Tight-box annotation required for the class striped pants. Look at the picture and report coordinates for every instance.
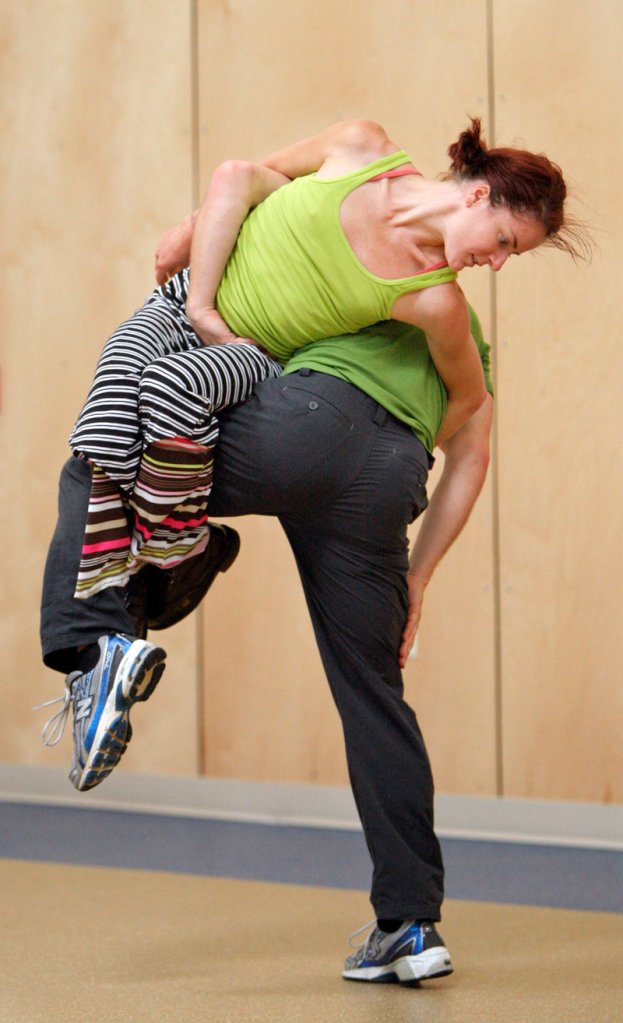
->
[70,288,281,598]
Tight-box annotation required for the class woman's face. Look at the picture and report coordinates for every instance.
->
[444,183,547,273]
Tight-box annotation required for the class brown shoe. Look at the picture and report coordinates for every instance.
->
[126,524,240,634]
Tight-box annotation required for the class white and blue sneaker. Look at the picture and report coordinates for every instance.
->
[37,633,166,791]
[342,920,453,984]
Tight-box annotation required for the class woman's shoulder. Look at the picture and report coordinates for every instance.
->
[317,123,411,182]
[331,119,396,154]
[319,120,403,173]
[394,278,469,335]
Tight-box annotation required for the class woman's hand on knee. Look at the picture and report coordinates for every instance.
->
[399,574,425,668]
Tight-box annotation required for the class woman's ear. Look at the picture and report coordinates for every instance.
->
[465,182,491,207]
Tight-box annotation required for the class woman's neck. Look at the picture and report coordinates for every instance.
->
[389,177,463,248]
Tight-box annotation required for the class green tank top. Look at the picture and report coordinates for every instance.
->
[216,151,457,364]
[283,308,493,454]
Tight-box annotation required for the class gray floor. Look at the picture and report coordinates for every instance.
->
[2,801,621,912]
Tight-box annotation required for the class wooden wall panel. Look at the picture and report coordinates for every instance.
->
[0,1,200,775]
[493,1,623,800]
[197,0,498,792]
[5,0,619,808]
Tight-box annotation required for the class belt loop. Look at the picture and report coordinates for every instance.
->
[373,405,388,426]
[298,367,312,377]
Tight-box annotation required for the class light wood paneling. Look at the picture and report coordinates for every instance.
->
[202,517,346,784]
[493,1,623,801]
[197,0,498,792]
[0,1,200,775]
[4,0,620,807]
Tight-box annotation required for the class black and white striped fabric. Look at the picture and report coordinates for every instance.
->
[69,272,282,598]
[70,277,281,492]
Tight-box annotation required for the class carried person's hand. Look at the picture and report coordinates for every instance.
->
[154,217,193,285]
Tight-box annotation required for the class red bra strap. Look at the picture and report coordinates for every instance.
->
[413,259,450,276]
[368,166,421,182]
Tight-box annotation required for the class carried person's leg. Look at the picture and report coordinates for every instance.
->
[124,342,280,629]
[39,296,195,785]
[41,458,135,669]
[39,456,166,791]
[69,296,200,488]
[74,313,280,598]
[130,342,281,564]
[69,295,206,598]
[40,335,278,787]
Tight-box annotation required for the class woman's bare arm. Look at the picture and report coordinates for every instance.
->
[399,394,493,666]
[157,120,399,341]
[185,121,399,344]
[186,160,290,345]
[392,284,488,444]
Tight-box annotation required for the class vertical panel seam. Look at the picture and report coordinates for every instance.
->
[190,0,200,211]
[487,0,504,798]
[190,0,205,777]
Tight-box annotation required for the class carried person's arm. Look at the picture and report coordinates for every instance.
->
[399,394,493,667]
[392,284,488,446]
[155,212,197,286]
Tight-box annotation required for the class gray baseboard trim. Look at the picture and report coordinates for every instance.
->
[1,764,621,850]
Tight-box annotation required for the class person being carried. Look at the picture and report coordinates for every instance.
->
[69,117,576,599]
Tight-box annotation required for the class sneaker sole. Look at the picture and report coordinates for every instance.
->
[75,641,167,791]
[342,946,453,984]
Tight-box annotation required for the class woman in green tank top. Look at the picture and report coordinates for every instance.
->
[174,116,582,446]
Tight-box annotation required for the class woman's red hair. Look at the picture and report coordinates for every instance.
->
[448,118,588,259]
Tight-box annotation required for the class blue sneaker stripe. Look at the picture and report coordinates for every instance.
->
[68,634,166,791]
[84,637,131,750]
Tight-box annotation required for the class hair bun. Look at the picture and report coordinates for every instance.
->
[444,117,589,260]
[448,117,489,175]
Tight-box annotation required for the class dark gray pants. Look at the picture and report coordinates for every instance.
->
[41,370,444,920]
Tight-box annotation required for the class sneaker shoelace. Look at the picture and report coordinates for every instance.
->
[33,674,79,747]
[347,919,378,949]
